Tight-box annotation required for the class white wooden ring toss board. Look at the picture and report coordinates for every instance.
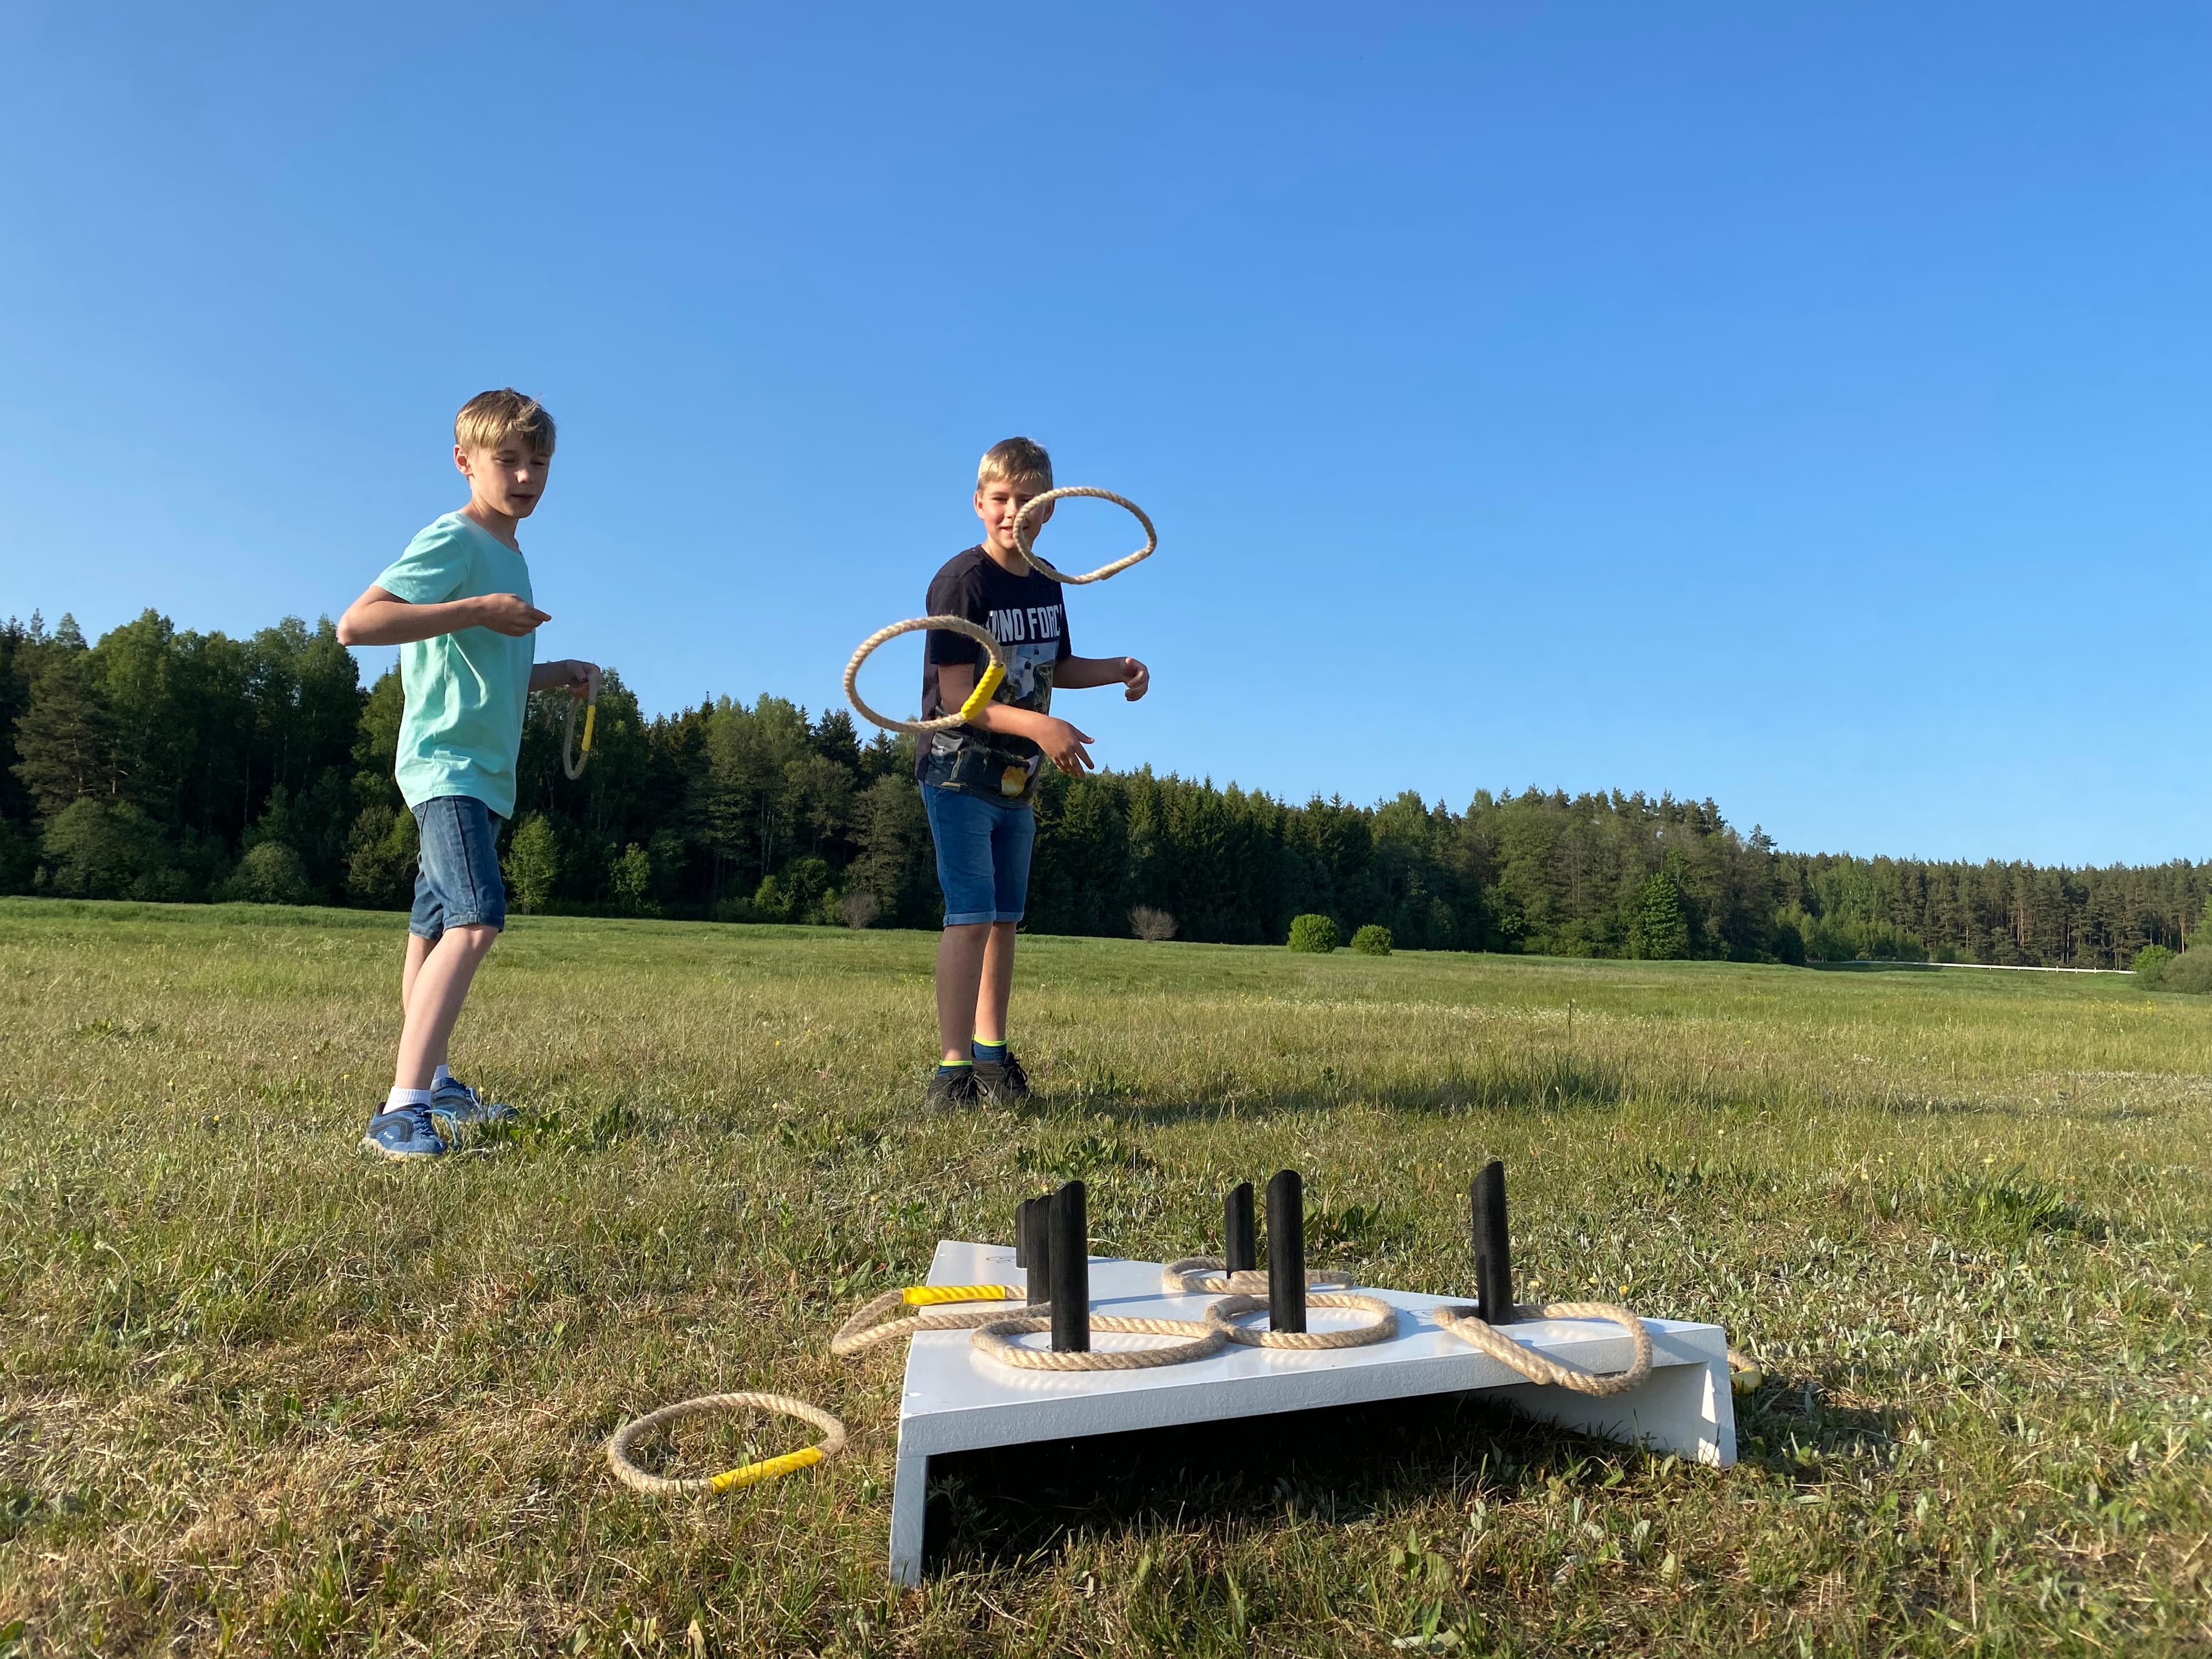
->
[886,1239,1737,1584]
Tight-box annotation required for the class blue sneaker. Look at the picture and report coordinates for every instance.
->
[362,1105,447,1161]
[429,1074,516,1131]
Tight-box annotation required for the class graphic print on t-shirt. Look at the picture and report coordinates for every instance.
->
[915,547,1073,804]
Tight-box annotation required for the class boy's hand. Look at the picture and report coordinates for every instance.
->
[558,660,602,699]
[476,593,551,637]
[1040,717,1096,776]
[1119,657,1150,702]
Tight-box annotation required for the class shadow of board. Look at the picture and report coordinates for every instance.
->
[1041,1062,1635,1131]
[923,1391,1655,1577]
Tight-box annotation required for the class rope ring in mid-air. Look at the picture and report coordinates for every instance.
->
[1203,1292,1400,1350]
[1431,1301,1655,1397]
[970,1312,1225,1372]
[1012,487,1157,585]
[606,1391,848,1497]
[842,615,1013,736]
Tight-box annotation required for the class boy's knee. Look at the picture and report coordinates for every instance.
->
[445,923,501,954]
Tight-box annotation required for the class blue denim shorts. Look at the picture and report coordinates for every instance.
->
[921,784,1035,926]
[410,795,507,938]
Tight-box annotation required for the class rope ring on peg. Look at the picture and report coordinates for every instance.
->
[842,615,1012,737]
[606,1391,847,1497]
[1012,487,1157,585]
[1203,1292,1400,1350]
[1159,1257,1354,1296]
[970,1312,1225,1372]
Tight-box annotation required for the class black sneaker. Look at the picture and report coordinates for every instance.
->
[925,1066,982,1111]
[974,1052,1031,1106]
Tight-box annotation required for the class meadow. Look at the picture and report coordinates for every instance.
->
[1,899,2207,1657]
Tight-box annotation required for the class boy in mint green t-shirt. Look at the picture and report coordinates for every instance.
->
[336,388,600,1161]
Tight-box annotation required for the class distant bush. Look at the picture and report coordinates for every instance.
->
[1628,870,1690,960]
[1287,914,1339,954]
[1781,903,1928,964]
[505,814,559,914]
[40,798,184,900]
[2157,946,2212,994]
[1350,924,1393,956]
[840,889,882,929]
[219,840,313,905]
[609,843,657,915]
[1130,904,1177,942]
[2134,944,2175,988]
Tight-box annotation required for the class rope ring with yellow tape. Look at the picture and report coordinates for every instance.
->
[1012,487,1157,585]
[830,1283,1030,1358]
[842,615,1014,737]
[560,687,600,781]
[605,1391,848,1498]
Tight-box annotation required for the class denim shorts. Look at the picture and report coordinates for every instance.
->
[409,795,506,938]
[921,784,1035,926]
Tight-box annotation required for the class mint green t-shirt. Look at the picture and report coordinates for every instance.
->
[374,513,536,819]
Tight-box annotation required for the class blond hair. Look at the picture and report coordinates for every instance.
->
[976,435,1052,492]
[454,388,556,457]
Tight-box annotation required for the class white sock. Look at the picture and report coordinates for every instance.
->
[384,1086,434,1111]
[432,1063,454,1088]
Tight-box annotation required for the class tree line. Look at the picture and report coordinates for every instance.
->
[3,607,2205,969]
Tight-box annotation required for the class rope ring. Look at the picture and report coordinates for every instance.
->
[1203,1292,1400,1350]
[971,1312,1224,1372]
[1431,1301,1654,1397]
[1013,487,1157,585]
[843,615,1013,737]
[1160,1257,1354,1296]
[830,1285,1028,1358]
[560,691,599,781]
[607,1391,848,1497]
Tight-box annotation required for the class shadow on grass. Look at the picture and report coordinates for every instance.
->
[1047,1054,1636,1130]
[923,1392,1647,1578]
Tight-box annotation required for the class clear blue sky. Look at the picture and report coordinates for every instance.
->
[2,4,2205,865]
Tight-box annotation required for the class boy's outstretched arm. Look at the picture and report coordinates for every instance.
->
[1055,654,1150,700]
[336,584,548,647]
[529,660,603,698]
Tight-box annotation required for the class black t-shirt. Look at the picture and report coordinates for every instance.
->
[915,546,1074,802]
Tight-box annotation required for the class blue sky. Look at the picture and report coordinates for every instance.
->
[2,3,2206,865]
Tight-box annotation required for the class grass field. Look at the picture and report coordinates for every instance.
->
[1,899,2208,1657]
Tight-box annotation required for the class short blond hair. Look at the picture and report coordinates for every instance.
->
[977,435,1052,492]
[455,388,556,456]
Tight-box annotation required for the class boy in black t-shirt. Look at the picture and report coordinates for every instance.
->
[917,436,1150,1108]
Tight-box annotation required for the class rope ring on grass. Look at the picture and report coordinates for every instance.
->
[1012,487,1157,585]
[1160,1257,1354,1296]
[606,1391,848,1497]
[843,615,1013,737]
[1431,1301,1654,1397]
[971,1312,1225,1371]
[830,1285,1029,1358]
[1203,1292,1400,1350]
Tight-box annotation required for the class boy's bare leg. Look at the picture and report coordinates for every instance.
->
[974,921,1017,1046]
[393,925,499,1089]
[936,923,991,1063]
[402,933,434,1017]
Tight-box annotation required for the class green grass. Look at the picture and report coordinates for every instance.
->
[1,899,2208,1657]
